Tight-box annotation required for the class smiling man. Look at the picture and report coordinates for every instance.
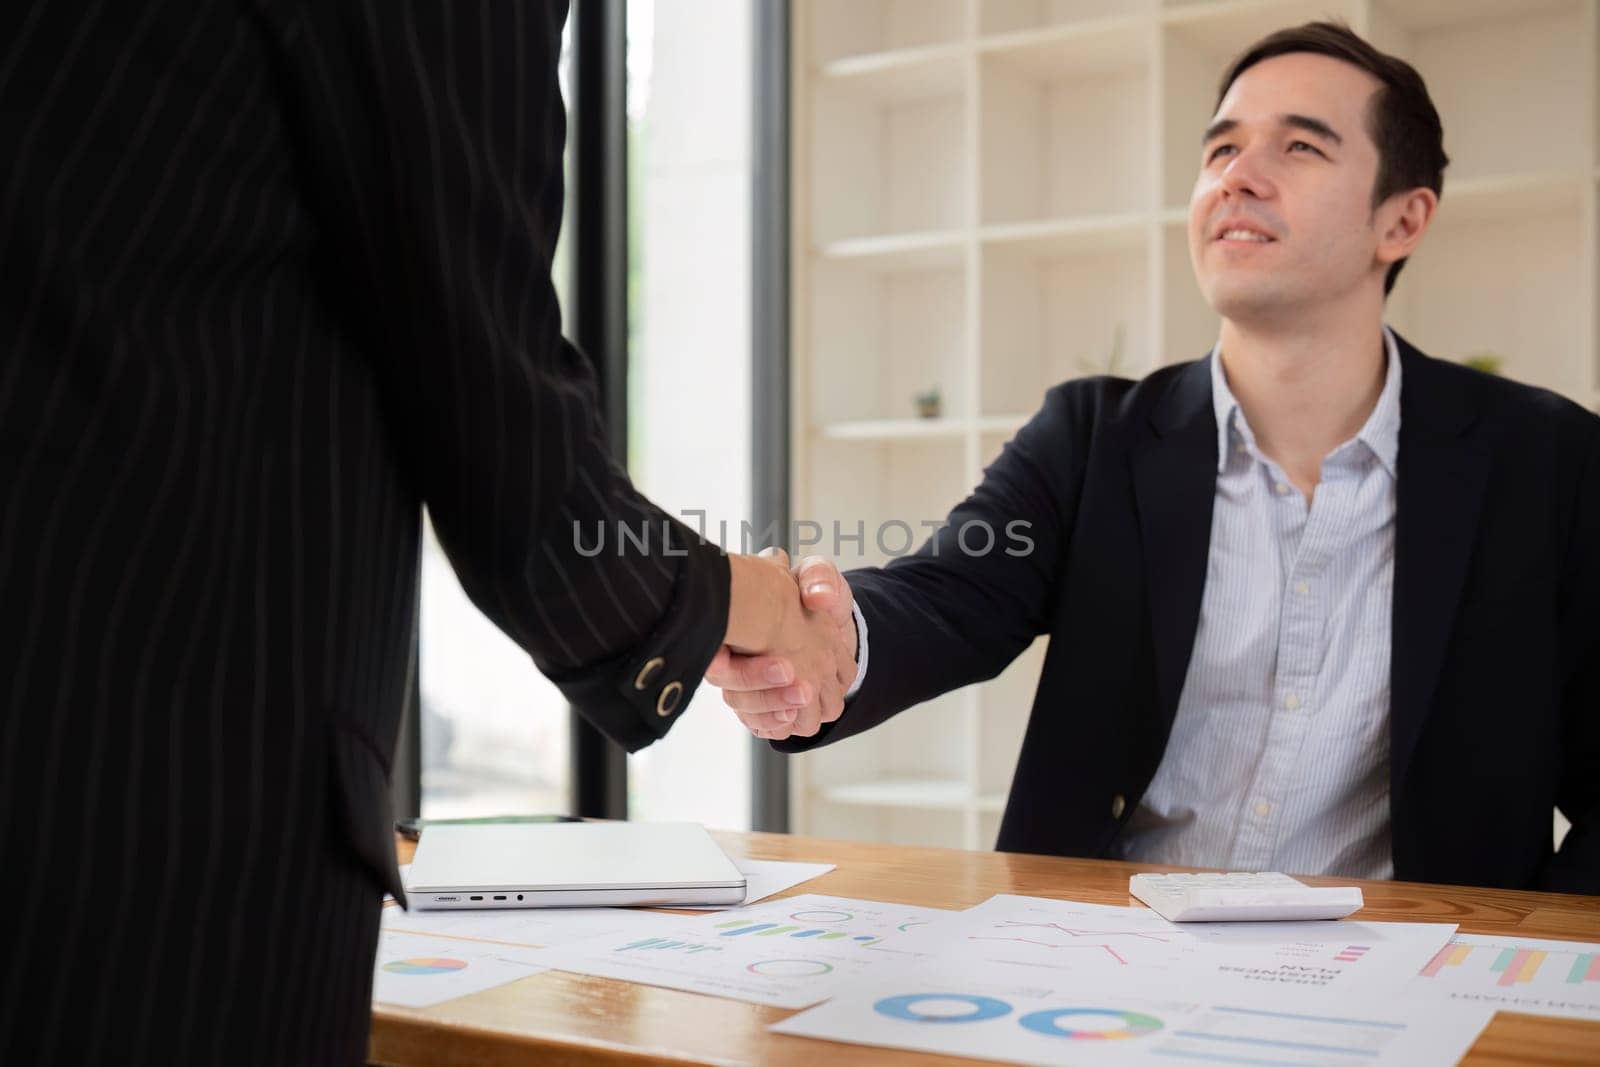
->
[711,22,1600,892]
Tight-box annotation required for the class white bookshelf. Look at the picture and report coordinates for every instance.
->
[790,0,1600,851]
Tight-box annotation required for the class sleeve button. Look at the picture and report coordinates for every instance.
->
[635,657,665,691]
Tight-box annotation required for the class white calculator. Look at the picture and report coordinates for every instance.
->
[1128,871,1364,922]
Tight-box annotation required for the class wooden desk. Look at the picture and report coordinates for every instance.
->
[370,831,1600,1066]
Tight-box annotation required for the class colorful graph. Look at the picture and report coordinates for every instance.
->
[1571,954,1600,984]
[715,919,881,946]
[747,958,834,977]
[875,993,1014,1023]
[617,937,723,955]
[1420,943,1473,978]
[791,909,853,923]
[1018,1007,1164,1040]
[382,957,468,975]
[1495,949,1550,986]
[871,995,1165,1040]
[1421,941,1600,987]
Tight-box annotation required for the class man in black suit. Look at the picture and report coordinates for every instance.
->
[713,22,1600,894]
[0,2,847,1064]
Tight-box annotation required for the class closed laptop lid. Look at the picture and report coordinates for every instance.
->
[407,821,746,893]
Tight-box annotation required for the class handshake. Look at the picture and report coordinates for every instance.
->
[712,549,856,742]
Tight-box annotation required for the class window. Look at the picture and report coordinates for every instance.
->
[419,23,576,820]
[623,0,754,829]
[418,5,757,828]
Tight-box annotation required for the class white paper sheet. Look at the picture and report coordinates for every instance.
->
[675,858,837,910]
[890,894,1457,1001]
[371,930,546,1008]
[1409,932,1600,1022]
[378,900,664,965]
[772,976,1496,1067]
[534,893,954,1008]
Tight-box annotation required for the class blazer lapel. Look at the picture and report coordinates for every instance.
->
[1132,358,1218,734]
[1390,337,1490,792]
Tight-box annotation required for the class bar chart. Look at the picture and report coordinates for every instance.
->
[531,893,953,1009]
[715,918,883,946]
[1414,933,1600,1022]
[618,937,724,955]
[1422,939,1600,987]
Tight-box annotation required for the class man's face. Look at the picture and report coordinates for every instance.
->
[1189,52,1389,323]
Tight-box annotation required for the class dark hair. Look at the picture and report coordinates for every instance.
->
[1216,21,1448,295]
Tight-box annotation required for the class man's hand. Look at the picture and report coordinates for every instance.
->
[711,551,856,740]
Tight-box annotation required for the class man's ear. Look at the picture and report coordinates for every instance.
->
[1375,186,1438,269]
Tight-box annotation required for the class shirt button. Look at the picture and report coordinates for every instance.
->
[1275,482,1291,496]
[1284,692,1301,710]
[1110,794,1126,819]
[1235,444,1247,455]
[1254,801,1271,818]
[1294,581,1309,596]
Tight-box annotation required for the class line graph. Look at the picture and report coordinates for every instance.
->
[966,921,1180,965]
[980,921,1175,943]
[968,937,1135,964]
[958,915,1191,969]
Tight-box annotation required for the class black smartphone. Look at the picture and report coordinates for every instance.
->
[394,813,582,841]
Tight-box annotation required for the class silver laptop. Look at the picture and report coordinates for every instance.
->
[406,821,747,909]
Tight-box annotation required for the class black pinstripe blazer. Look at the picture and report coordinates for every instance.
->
[1,2,726,1061]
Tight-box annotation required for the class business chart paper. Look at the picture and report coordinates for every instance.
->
[1411,932,1600,1022]
[534,893,953,1008]
[1181,912,1460,997]
[890,895,1456,1000]
[379,902,664,965]
[772,977,1495,1067]
[371,930,546,1008]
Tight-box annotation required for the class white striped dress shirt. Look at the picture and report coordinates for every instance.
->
[1118,328,1403,878]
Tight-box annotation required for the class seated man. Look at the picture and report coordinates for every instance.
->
[710,21,1599,893]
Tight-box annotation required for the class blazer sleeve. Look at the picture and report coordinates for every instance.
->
[1543,417,1600,892]
[268,0,727,751]
[774,382,1095,752]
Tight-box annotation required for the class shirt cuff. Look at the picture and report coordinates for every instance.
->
[845,598,869,700]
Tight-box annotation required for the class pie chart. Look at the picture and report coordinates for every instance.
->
[874,993,1014,1023]
[382,957,469,976]
[1018,1007,1163,1040]
[747,958,834,977]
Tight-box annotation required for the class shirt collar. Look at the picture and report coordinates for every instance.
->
[1210,325,1403,477]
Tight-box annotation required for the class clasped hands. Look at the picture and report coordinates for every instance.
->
[713,549,855,741]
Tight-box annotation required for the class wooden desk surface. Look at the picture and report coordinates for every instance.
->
[370,831,1600,1067]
